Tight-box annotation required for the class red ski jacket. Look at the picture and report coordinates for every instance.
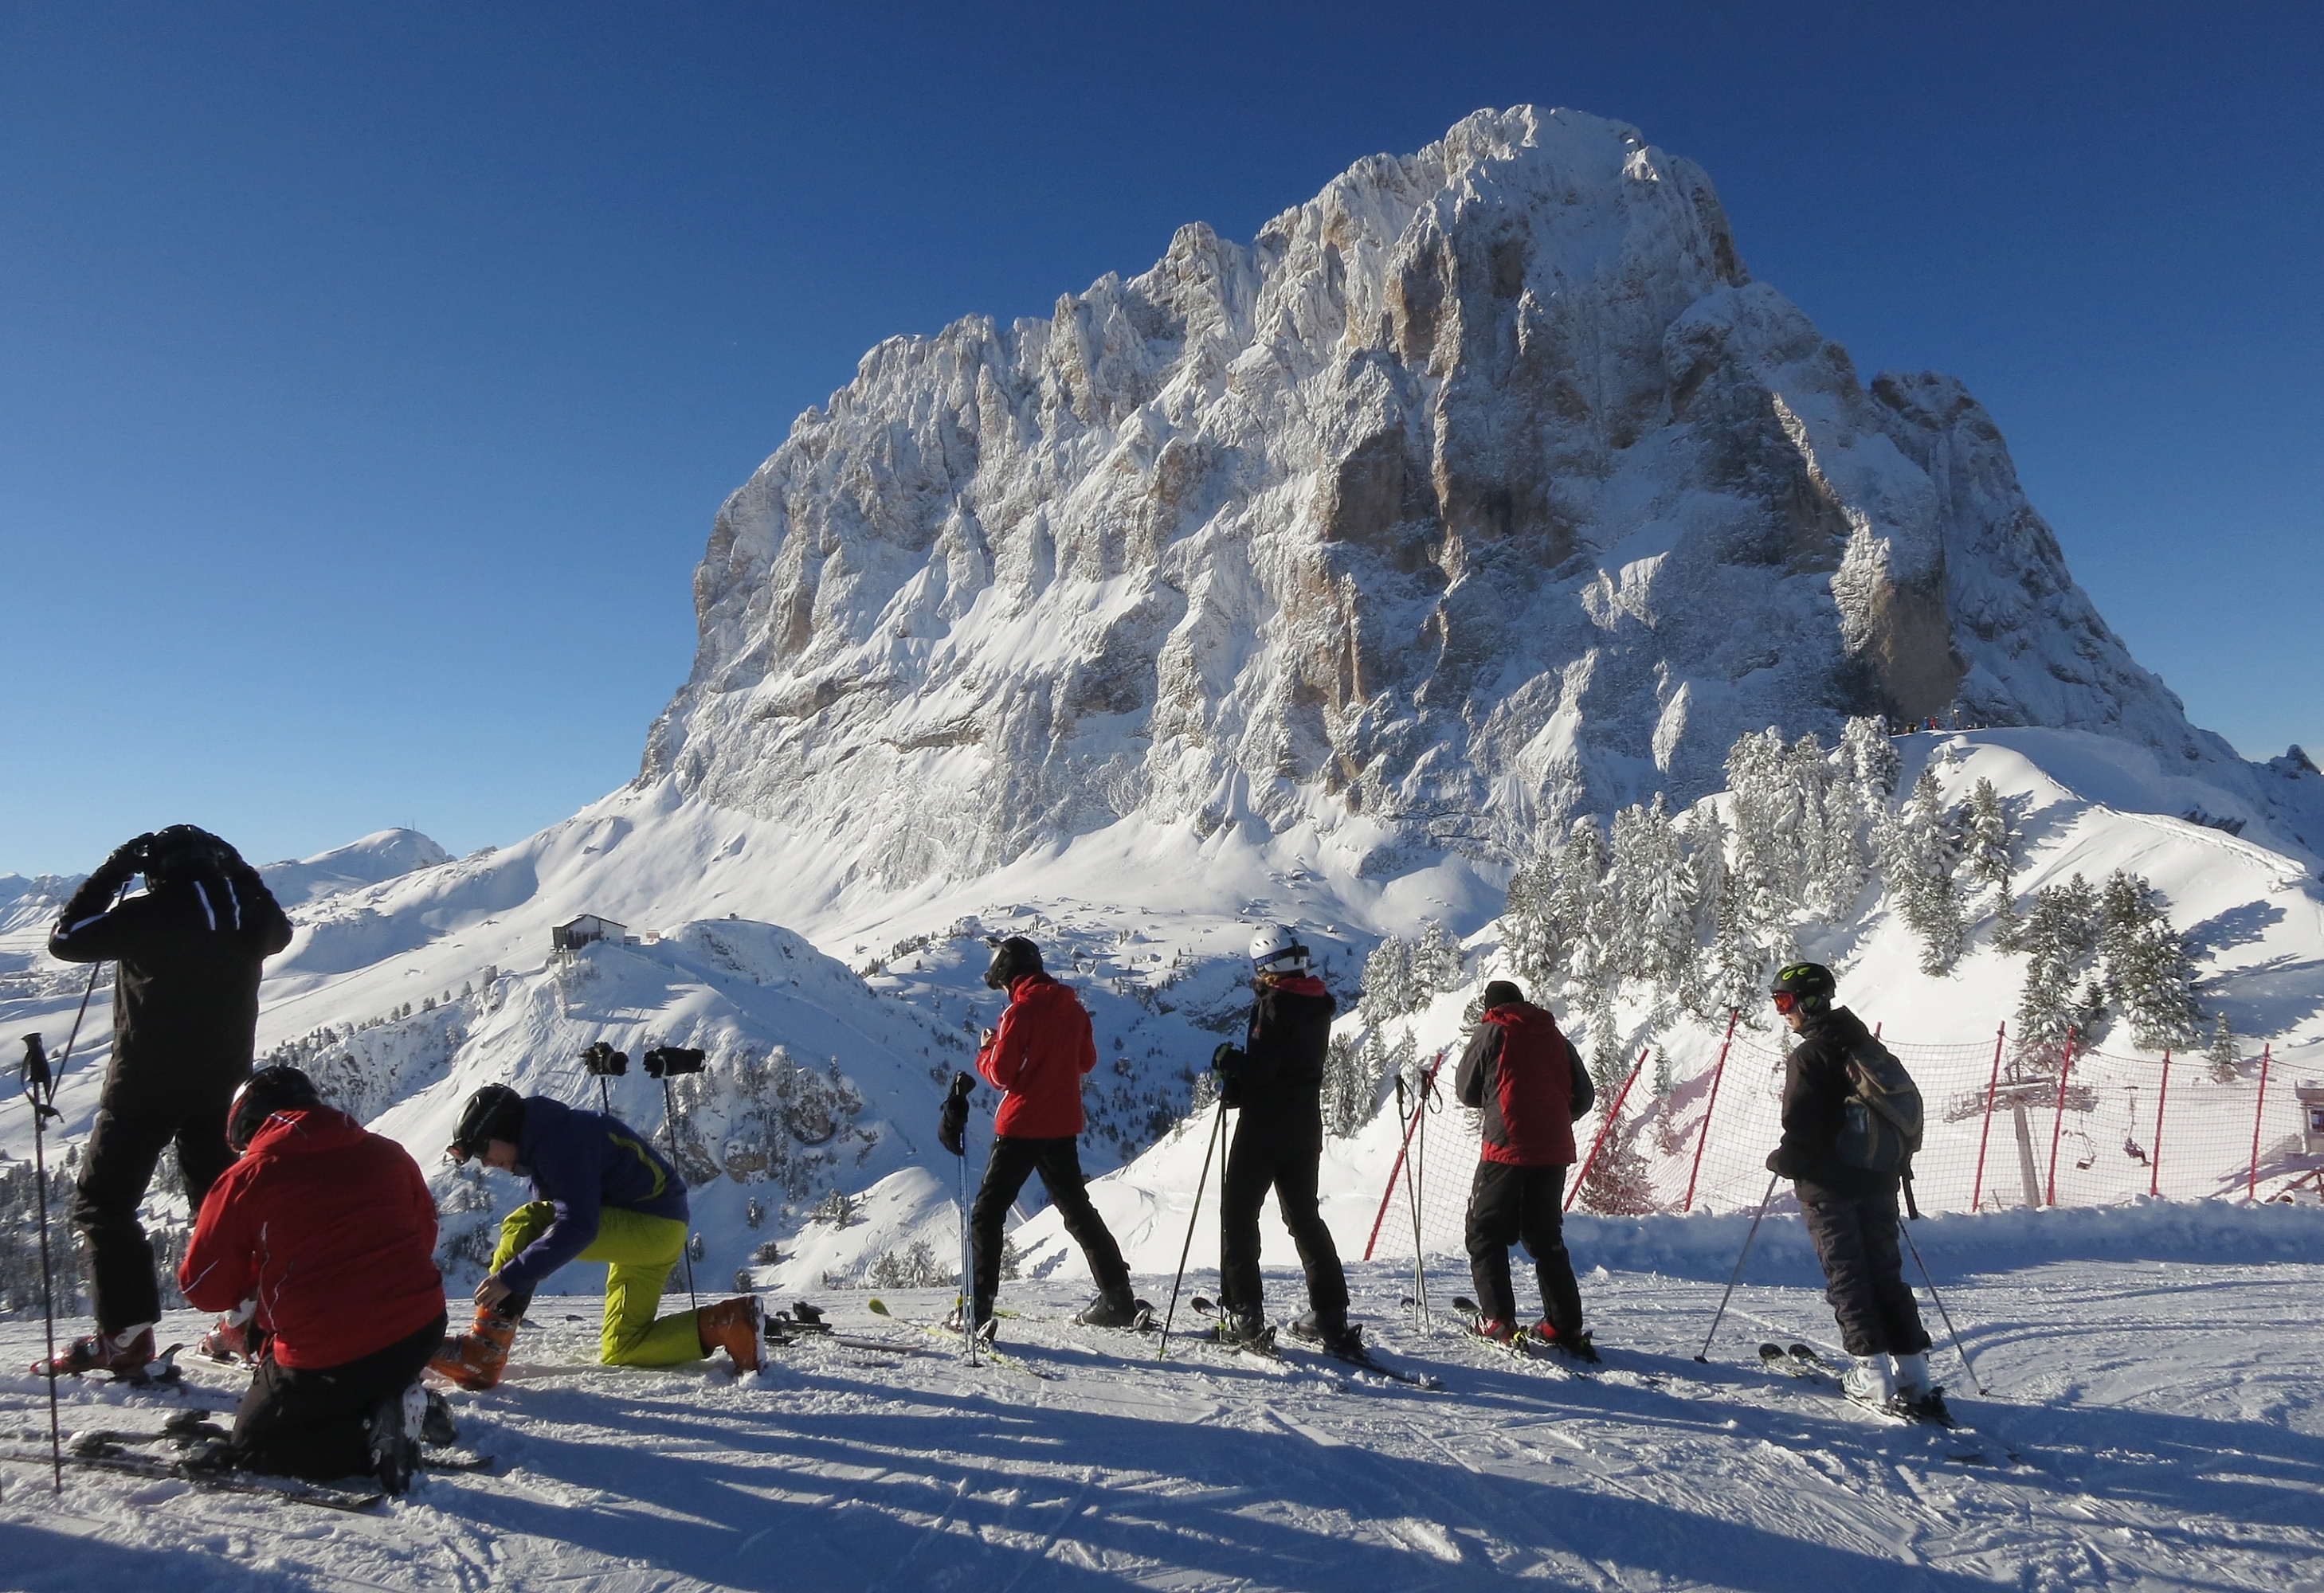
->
[1454,1002,1593,1166]
[976,973,1096,1139]
[180,1106,445,1369]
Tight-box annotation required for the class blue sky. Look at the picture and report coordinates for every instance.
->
[3,2,2318,875]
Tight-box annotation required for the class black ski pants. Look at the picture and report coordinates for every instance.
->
[231,1313,445,1481]
[970,1136,1128,1305]
[1464,1160,1585,1334]
[1219,1102,1349,1323]
[70,1066,244,1333]
[1800,1185,1930,1357]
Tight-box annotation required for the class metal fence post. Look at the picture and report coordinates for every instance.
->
[1969,1023,2006,1213]
[2150,1050,2170,1199]
[1682,1009,1739,1214]
[2247,1044,2274,1202]
[2044,1026,2078,1208]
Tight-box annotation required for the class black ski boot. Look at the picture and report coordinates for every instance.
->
[420,1388,460,1448]
[364,1381,427,1495]
[1287,1309,1364,1358]
[1074,1286,1143,1328]
[1213,1307,1272,1349]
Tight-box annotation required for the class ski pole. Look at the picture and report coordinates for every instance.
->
[1158,1100,1226,1358]
[20,1034,67,1496]
[1899,1219,1985,1395]
[958,1146,978,1368]
[1695,1171,1779,1363]
[657,1074,698,1309]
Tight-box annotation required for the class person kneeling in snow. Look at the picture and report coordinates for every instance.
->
[960,936,1138,1332]
[432,1085,762,1388]
[1455,980,1599,1360]
[177,1066,449,1493]
[1765,962,1940,1416]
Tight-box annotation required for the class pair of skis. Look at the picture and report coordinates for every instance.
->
[864,1297,1061,1380]
[1182,1297,1443,1390]
[1446,1297,1601,1372]
[0,1419,495,1513]
[1755,1341,1957,1427]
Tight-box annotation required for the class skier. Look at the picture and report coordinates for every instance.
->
[41,825,292,1379]
[1208,925,1355,1352]
[1764,962,1939,1415]
[959,936,1137,1332]
[431,1085,763,1388]
[177,1066,448,1492]
[1454,980,1599,1359]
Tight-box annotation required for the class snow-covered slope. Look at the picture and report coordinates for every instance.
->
[645,104,2324,890]
[7,1210,2324,1591]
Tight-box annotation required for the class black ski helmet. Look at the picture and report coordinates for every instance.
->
[1770,961,1837,1017]
[982,936,1043,990]
[450,1084,526,1162]
[144,824,240,886]
[227,1064,323,1153]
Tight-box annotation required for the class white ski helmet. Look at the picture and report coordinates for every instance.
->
[1248,923,1310,975]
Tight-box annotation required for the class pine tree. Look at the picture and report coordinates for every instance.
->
[1321,1032,1383,1137]
[2099,871,2201,1051]
[1725,729,1801,969]
[1879,769,1965,976]
[2206,1012,2240,1082]
[1840,714,1899,811]
[1408,920,1463,1000]
[1677,803,1733,1020]
[1500,822,1565,988]
[1551,816,1613,998]
[1358,937,1412,1027]
[1576,1108,1658,1215]
[1958,777,2017,933]
[2012,874,2100,1059]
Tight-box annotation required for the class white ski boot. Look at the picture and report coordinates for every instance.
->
[1841,1352,1895,1407]
[1893,1351,1931,1402]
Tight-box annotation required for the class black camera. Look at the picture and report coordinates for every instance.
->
[643,1045,706,1078]
[581,1041,629,1076]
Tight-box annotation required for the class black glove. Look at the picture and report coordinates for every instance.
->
[938,1070,974,1157]
[1210,1042,1244,1075]
[1765,1145,1801,1179]
[95,833,155,884]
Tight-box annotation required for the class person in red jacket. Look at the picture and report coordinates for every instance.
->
[177,1066,449,1493]
[960,937,1135,1332]
[1453,980,1598,1360]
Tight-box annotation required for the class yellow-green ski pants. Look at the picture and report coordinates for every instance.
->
[492,1201,703,1366]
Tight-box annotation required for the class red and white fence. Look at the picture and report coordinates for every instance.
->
[1362,1020,2317,1264]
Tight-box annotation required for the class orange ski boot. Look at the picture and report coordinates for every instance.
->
[694,1296,765,1374]
[429,1306,519,1391]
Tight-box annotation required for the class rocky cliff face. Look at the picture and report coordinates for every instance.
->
[641,106,2263,887]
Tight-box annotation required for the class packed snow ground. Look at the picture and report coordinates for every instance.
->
[3,1204,2322,1592]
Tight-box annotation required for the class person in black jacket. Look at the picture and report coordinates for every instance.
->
[1209,925,1354,1352]
[41,826,292,1379]
[1765,961,1934,1411]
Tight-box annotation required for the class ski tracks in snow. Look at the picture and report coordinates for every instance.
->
[2,1257,2322,1591]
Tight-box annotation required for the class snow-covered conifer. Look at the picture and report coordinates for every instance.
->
[1958,778,2016,927]
[2013,873,2100,1057]
[1409,919,1463,1000]
[1358,937,1412,1027]
[2205,1012,2240,1082]
[1499,824,1565,988]
[2099,871,2201,1051]
[1879,769,1965,976]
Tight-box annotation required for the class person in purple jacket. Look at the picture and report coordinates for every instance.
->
[429,1086,762,1388]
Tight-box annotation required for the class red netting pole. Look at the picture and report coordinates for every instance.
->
[1565,1046,1648,1213]
[2150,1050,2170,1199]
[2044,1026,2078,1207]
[1682,1008,1739,1214]
[1969,1023,2006,1214]
[1362,1051,1444,1261]
[2247,1043,2273,1202]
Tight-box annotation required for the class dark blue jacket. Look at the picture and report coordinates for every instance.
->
[496,1097,690,1291]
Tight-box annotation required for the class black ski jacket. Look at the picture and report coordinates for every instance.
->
[49,863,292,1096]
[1224,974,1335,1113]
[1770,1004,1896,1200]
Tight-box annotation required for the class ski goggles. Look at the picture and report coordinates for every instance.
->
[1771,990,1799,1014]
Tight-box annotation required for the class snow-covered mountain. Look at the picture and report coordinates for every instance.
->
[6,107,2322,1308]
[257,828,453,907]
[645,104,2323,891]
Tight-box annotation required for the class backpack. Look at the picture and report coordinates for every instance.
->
[1836,1035,1923,1176]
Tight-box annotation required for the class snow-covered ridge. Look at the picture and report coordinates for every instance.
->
[257,827,453,907]
[643,104,2324,894]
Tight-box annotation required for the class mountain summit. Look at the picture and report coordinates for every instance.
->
[644,106,2306,885]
